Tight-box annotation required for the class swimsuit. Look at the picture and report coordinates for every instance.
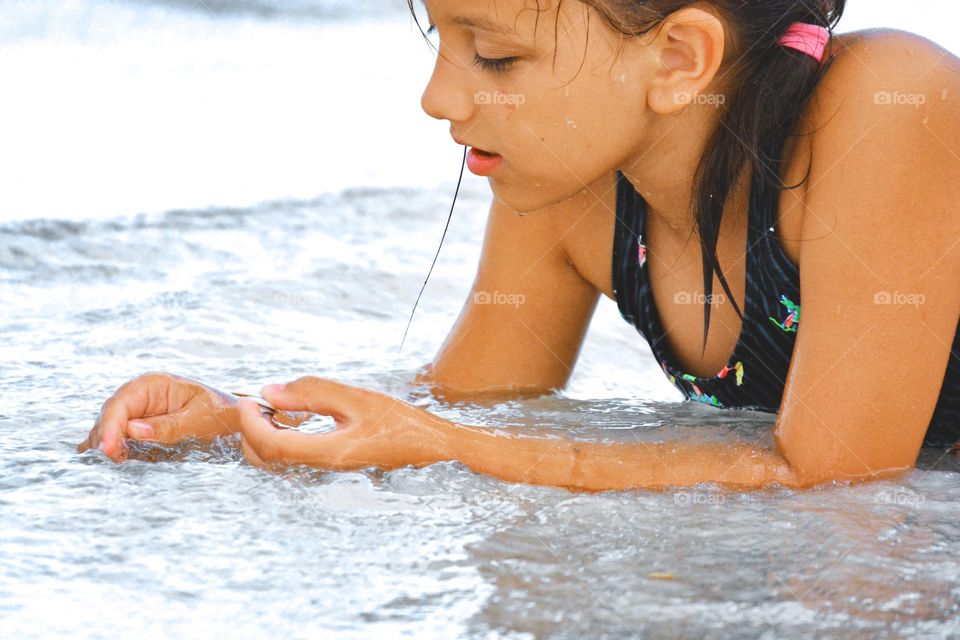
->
[611,134,960,448]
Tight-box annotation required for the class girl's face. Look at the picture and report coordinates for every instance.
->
[419,0,654,213]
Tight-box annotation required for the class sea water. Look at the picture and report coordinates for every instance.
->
[1,2,958,638]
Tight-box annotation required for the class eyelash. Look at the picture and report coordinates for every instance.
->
[425,24,518,74]
[472,54,518,73]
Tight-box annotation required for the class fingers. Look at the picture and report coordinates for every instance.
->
[94,393,143,461]
[237,398,320,467]
[79,372,186,461]
[126,413,185,443]
[127,420,156,440]
[101,378,165,460]
[77,431,93,453]
[260,376,374,421]
[239,429,269,469]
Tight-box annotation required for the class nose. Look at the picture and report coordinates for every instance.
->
[420,50,475,123]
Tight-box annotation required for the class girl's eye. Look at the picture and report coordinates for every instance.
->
[426,24,437,36]
[473,54,517,73]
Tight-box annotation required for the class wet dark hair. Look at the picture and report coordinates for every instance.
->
[404,0,846,357]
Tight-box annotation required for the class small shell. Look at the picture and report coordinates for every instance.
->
[232,391,276,413]
[232,391,298,430]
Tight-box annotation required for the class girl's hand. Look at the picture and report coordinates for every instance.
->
[237,376,447,471]
[78,372,311,462]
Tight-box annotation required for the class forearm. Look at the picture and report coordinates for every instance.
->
[426,420,804,492]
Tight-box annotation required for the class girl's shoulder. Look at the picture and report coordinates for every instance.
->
[767,31,960,479]
[806,28,960,137]
[827,27,958,76]
[797,27,960,216]
[777,28,959,264]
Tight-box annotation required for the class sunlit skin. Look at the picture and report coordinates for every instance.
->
[79,0,960,492]
[420,0,731,224]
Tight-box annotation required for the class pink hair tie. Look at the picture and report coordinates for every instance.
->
[778,22,830,63]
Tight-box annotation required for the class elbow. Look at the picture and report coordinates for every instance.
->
[773,425,917,489]
[412,363,434,385]
[780,454,914,489]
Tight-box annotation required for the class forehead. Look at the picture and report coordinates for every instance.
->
[421,0,559,34]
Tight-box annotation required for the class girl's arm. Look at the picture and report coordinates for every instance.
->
[768,34,960,484]
[424,419,811,491]
[412,173,612,402]
[235,377,908,492]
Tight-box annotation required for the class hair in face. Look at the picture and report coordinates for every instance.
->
[408,1,847,356]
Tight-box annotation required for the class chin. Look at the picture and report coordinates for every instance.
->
[489,179,574,216]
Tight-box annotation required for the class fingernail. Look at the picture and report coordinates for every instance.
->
[261,383,286,396]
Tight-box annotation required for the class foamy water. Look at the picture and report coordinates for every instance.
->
[2,2,959,638]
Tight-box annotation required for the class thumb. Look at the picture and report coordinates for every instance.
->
[260,376,367,422]
[127,414,180,443]
[127,420,155,440]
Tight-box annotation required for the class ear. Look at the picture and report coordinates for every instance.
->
[645,7,726,114]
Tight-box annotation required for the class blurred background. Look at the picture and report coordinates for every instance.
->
[1,0,958,224]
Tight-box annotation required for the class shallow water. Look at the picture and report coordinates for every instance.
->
[2,182,959,639]
[2,2,960,639]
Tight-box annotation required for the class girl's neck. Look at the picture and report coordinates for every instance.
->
[618,102,726,235]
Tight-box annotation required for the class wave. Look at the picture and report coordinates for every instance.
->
[119,0,406,21]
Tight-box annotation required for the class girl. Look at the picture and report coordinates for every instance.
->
[78,0,960,491]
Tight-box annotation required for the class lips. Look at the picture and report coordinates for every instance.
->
[465,147,503,176]
[471,147,499,158]
[451,132,499,157]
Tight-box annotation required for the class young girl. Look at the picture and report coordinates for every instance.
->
[78,0,960,491]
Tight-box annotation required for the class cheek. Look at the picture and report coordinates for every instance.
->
[493,90,635,209]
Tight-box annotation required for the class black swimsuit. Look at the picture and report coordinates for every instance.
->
[612,134,960,448]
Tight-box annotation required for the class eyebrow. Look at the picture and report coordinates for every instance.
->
[421,4,516,36]
[450,15,516,35]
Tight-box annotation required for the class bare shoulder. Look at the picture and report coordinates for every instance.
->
[800,28,960,238]
[807,28,960,145]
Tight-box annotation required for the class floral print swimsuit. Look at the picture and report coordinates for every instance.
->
[611,135,960,448]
